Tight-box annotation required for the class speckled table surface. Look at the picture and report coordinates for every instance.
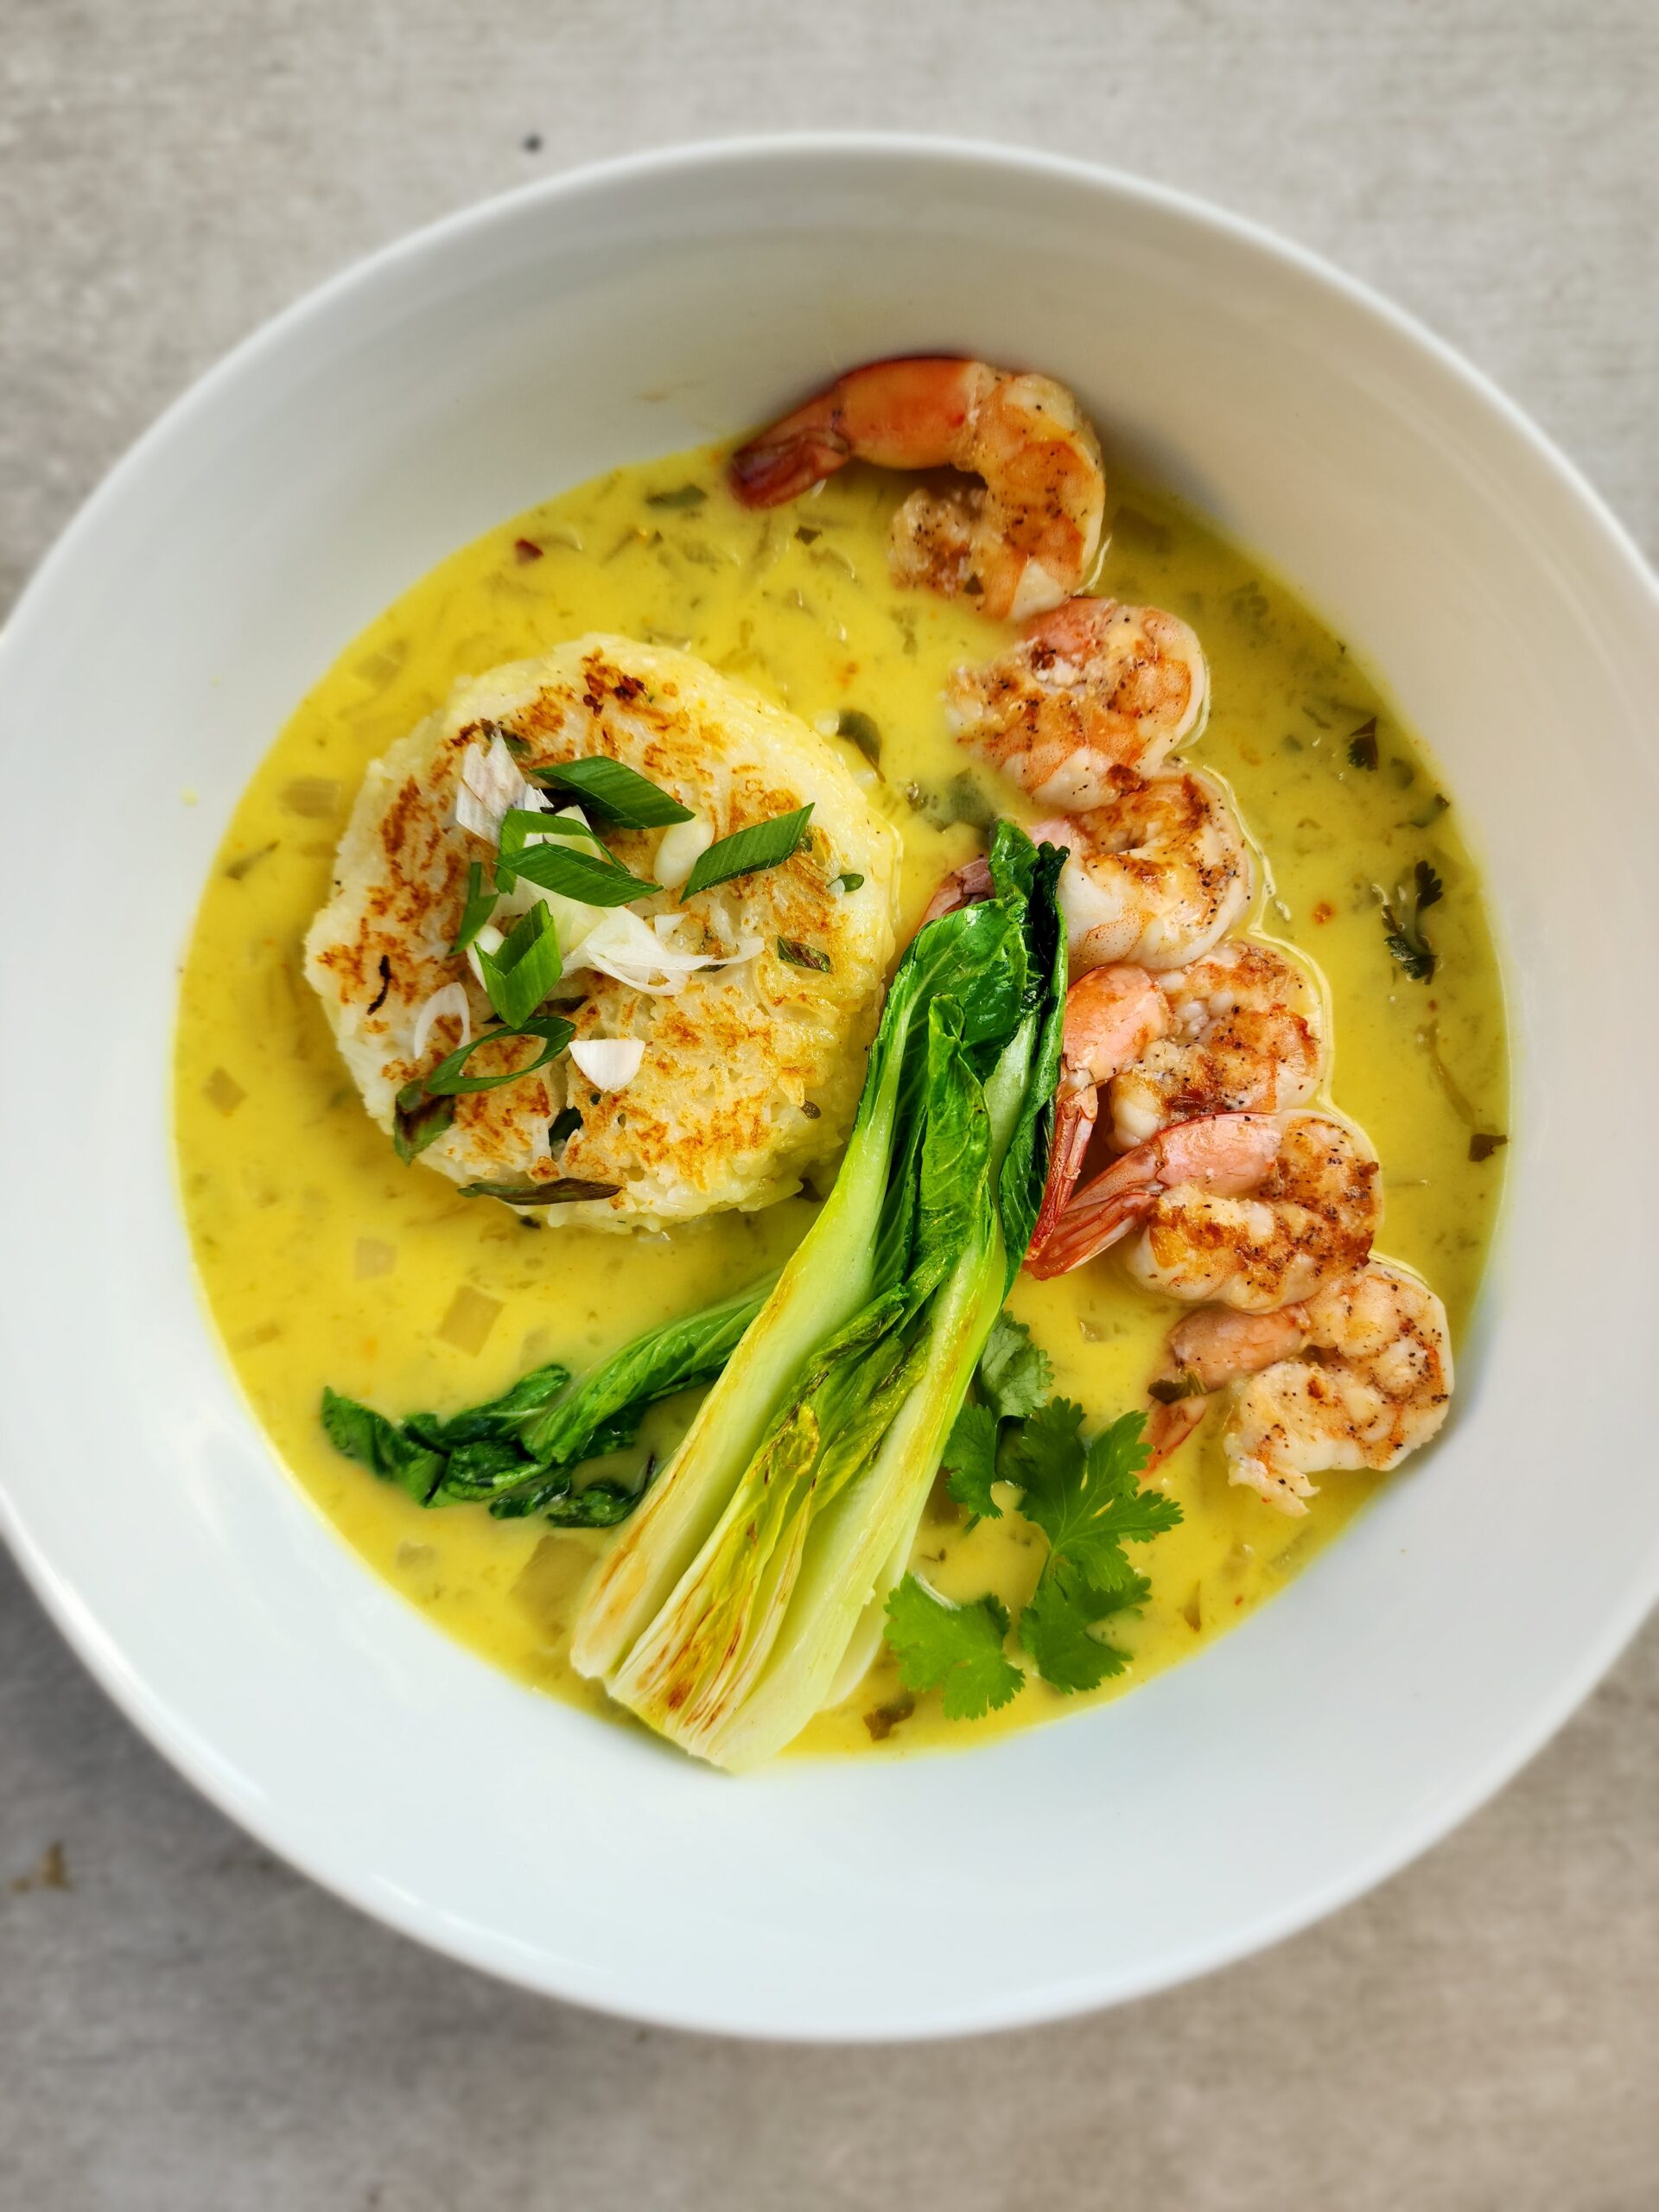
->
[3,3,1656,2204]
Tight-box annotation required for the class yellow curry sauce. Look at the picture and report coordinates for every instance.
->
[174,445,1507,1758]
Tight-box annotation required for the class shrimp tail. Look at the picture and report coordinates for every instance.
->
[1027,1111,1284,1283]
[920,855,996,925]
[1024,1152,1159,1280]
[729,404,850,506]
[1025,1084,1099,1268]
[1142,1298,1313,1468]
[1143,1387,1214,1471]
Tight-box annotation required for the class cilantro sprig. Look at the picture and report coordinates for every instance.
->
[1380,859,1445,982]
[885,1317,1182,1719]
[1010,1402,1179,1693]
[940,1312,1054,1518]
[882,1580,1023,1719]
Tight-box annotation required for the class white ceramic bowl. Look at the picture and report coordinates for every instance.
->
[2,137,1655,2040]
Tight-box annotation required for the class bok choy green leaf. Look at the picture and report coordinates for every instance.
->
[569,819,1067,1769]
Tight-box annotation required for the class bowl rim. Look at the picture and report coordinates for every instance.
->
[3,130,1656,2039]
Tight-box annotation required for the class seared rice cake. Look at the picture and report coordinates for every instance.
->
[304,635,900,1230]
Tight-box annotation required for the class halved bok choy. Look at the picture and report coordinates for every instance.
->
[570,821,1067,1769]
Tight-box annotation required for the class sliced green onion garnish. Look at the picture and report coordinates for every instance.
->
[549,1106,583,1145]
[450,861,499,955]
[476,902,564,1027]
[399,1014,575,1103]
[531,757,694,827]
[681,806,814,900]
[494,807,607,892]
[500,806,606,852]
[505,840,661,908]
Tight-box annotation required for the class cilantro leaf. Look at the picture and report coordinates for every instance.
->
[883,1575,1023,1720]
[939,1313,1055,1515]
[976,1311,1054,1421]
[1379,858,1446,983]
[1003,1395,1086,1519]
[1020,1557,1147,1694]
[1012,1405,1179,1590]
[1004,1404,1180,1694]
[942,1398,1001,1518]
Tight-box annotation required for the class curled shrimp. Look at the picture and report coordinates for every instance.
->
[1027,964,1169,1266]
[1025,938,1328,1258]
[728,357,1106,620]
[948,595,1209,800]
[1033,766,1252,972]
[1109,938,1327,1153]
[1144,1262,1452,1514]
[1029,1109,1379,1310]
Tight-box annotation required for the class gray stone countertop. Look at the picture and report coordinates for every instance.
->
[3,3,1655,2204]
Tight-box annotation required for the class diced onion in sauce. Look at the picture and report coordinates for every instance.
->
[353,1237,397,1281]
[437,1285,502,1355]
[280,777,342,819]
[202,1066,247,1116]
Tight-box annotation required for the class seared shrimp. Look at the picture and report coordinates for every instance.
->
[1027,964,1169,1265]
[1029,1109,1379,1309]
[1034,767,1252,972]
[1027,938,1328,1258]
[729,357,1106,620]
[948,596,1209,799]
[1109,938,1326,1152]
[921,770,1248,976]
[1145,1262,1452,1514]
